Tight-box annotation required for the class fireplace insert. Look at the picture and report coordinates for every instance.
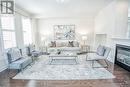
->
[115,44,130,72]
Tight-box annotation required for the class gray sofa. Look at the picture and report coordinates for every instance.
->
[47,41,81,53]
[7,47,32,72]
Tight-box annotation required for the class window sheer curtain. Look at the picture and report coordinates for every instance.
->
[22,17,32,45]
[0,16,8,71]
[1,16,16,49]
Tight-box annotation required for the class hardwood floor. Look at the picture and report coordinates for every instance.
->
[0,63,130,87]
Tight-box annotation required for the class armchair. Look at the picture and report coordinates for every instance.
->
[27,44,43,57]
[86,45,111,68]
[6,47,32,77]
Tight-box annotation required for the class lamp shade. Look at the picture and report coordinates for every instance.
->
[41,36,45,41]
[82,35,87,40]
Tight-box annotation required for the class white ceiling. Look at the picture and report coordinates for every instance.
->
[15,0,114,18]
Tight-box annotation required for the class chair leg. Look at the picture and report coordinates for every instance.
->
[92,60,94,68]
[92,60,101,68]
[104,59,109,68]
[8,68,11,78]
[92,59,109,68]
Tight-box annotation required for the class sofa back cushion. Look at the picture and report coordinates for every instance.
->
[7,47,22,63]
[73,41,79,47]
[56,41,68,47]
[48,41,79,47]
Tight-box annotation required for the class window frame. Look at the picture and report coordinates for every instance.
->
[0,15,16,49]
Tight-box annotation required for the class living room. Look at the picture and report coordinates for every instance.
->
[0,0,130,87]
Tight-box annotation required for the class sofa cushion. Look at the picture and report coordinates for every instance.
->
[96,45,105,56]
[73,41,79,47]
[56,41,68,47]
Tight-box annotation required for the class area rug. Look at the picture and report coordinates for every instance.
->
[13,55,115,80]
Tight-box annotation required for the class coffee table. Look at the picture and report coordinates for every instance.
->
[49,54,78,64]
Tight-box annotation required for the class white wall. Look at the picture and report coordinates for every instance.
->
[36,17,95,48]
[94,0,129,63]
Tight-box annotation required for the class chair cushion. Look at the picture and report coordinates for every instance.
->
[20,47,28,56]
[87,53,105,60]
[9,57,32,69]
[32,51,43,57]
[97,45,105,56]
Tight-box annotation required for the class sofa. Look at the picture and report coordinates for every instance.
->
[6,47,32,72]
[47,41,81,54]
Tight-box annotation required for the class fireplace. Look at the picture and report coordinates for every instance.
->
[115,44,130,71]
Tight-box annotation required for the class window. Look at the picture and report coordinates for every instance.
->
[22,17,32,45]
[1,16,16,49]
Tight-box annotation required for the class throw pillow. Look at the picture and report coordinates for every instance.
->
[51,41,56,47]
[68,41,74,47]
[97,45,105,56]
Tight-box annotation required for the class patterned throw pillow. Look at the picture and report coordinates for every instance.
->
[51,41,56,47]
[68,41,74,47]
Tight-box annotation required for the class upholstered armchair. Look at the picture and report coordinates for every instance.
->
[86,45,111,68]
[27,44,43,57]
[6,47,32,76]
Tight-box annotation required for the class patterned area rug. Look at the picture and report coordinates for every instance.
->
[13,55,115,80]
